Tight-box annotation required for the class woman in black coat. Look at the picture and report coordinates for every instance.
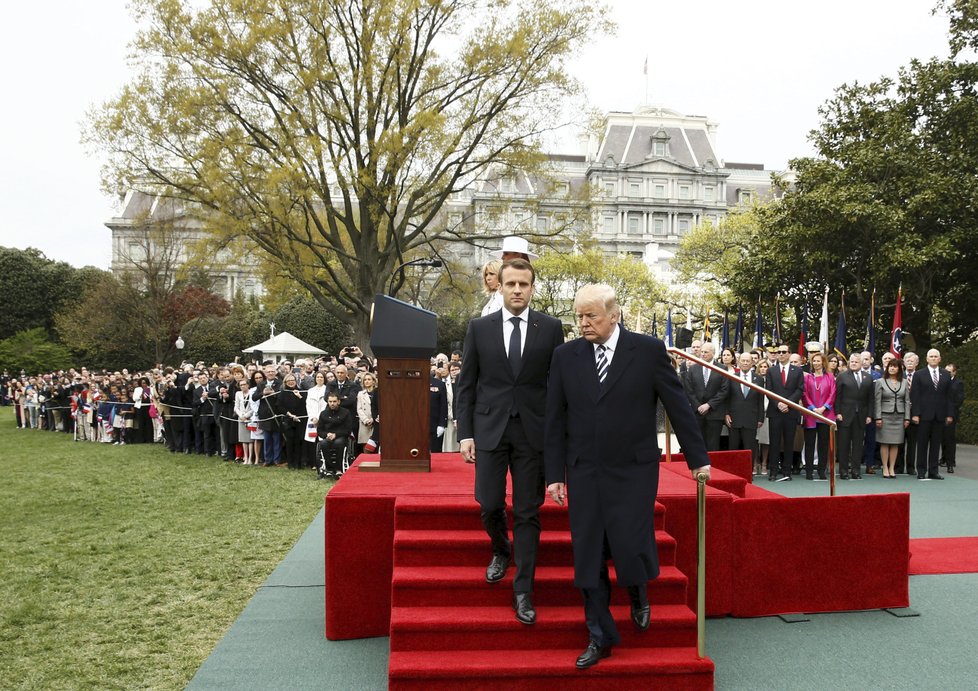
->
[278,373,308,470]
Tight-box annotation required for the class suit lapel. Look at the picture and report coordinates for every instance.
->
[574,338,601,402]
[487,311,512,382]
[518,310,543,381]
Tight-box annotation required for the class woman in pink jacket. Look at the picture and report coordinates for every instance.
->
[802,352,836,480]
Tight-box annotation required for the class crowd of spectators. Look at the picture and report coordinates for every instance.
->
[1,346,387,478]
[676,340,965,481]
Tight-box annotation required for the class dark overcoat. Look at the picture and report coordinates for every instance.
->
[544,328,709,589]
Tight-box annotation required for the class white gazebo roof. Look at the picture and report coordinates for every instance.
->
[242,331,325,361]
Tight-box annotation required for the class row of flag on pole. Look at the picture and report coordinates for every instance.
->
[651,287,905,360]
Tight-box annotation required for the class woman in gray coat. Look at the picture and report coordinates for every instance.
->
[875,358,911,478]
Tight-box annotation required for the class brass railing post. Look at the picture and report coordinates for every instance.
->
[696,470,708,659]
[664,415,672,463]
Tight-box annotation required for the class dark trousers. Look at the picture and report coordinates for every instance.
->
[195,418,216,455]
[318,437,347,472]
[474,417,544,594]
[581,541,621,648]
[728,426,758,466]
[282,421,304,469]
[767,413,797,477]
[697,416,723,451]
[804,424,830,478]
[263,430,282,463]
[896,425,917,474]
[837,422,864,476]
[915,419,944,478]
[862,421,878,468]
[941,422,958,468]
[430,431,443,453]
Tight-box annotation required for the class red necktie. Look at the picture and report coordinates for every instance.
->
[781,367,787,385]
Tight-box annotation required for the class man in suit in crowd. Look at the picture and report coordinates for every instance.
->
[327,364,361,424]
[896,352,919,474]
[766,344,804,481]
[544,284,711,670]
[193,371,218,456]
[428,372,448,452]
[835,355,874,479]
[912,349,954,480]
[456,258,564,626]
[941,363,965,473]
[725,352,765,469]
[683,342,729,451]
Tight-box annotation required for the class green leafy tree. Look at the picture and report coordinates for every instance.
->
[0,328,74,373]
[88,0,612,346]
[271,297,352,356]
[532,249,666,331]
[0,247,104,341]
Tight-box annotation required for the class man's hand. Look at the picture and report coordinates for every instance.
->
[460,439,476,464]
[724,414,732,427]
[547,482,566,506]
[912,416,920,424]
[692,465,711,482]
[697,403,710,415]
[326,432,335,441]
[777,402,789,413]
[946,416,954,425]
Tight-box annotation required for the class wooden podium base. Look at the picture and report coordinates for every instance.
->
[359,458,431,472]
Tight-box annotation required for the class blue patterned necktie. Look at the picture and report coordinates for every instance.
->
[595,344,609,384]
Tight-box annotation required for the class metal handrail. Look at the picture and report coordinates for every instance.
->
[668,348,840,661]
[665,347,838,496]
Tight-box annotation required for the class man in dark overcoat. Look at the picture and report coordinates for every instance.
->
[544,284,711,669]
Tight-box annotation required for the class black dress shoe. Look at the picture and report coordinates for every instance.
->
[485,554,510,584]
[839,474,849,480]
[948,466,955,473]
[575,639,612,669]
[512,592,535,625]
[627,585,650,631]
[851,474,862,479]
[928,473,945,480]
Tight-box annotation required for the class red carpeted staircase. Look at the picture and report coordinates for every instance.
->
[387,495,715,690]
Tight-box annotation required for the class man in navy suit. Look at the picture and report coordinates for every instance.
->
[766,344,804,481]
[835,355,874,479]
[725,352,765,471]
[456,258,564,626]
[684,342,729,451]
[544,284,711,669]
[911,349,954,480]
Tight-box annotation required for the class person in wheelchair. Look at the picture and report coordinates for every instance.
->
[317,392,354,478]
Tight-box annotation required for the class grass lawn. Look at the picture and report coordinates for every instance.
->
[0,414,328,689]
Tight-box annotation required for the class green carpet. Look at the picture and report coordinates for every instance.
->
[190,450,978,690]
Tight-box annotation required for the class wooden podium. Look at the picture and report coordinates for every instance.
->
[359,295,436,472]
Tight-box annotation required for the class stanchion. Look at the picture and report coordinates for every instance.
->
[829,426,837,497]
[696,470,708,659]
[664,415,672,463]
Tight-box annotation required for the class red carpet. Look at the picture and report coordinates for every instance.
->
[325,451,913,689]
[387,495,714,690]
[909,537,978,575]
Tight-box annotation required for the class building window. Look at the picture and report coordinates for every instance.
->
[704,186,715,201]
[627,251,644,260]
[536,216,548,232]
[556,182,570,195]
[628,181,641,197]
[653,218,666,235]
[679,185,690,199]
[604,181,616,197]
[678,219,690,233]
[602,216,616,234]
[627,213,641,235]
[738,189,753,204]
[654,184,666,198]
[654,141,667,156]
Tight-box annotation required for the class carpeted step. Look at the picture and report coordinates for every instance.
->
[389,603,697,651]
[391,565,688,608]
[388,646,714,690]
[394,495,666,532]
[393,529,677,568]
